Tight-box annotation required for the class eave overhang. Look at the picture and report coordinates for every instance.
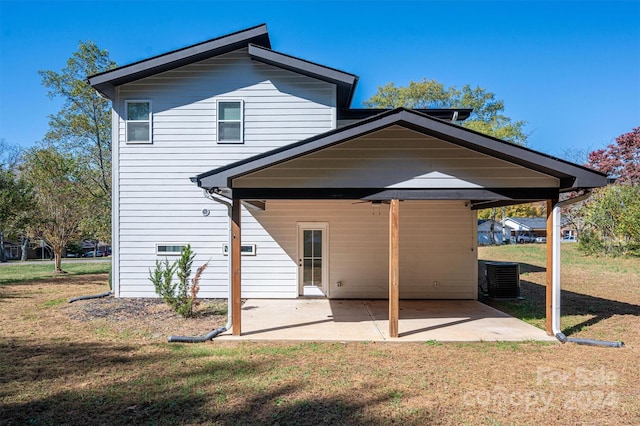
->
[87,24,272,100]
[337,108,472,122]
[192,108,608,201]
[247,44,358,109]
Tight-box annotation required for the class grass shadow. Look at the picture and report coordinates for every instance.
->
[216,388,400,425]
[1,339,265,425]
[483,278,640,337]
[1,338,435,425]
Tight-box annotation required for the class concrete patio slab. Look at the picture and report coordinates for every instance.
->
[215,299,556,342]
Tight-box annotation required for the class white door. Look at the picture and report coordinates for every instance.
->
[297,223,328,297]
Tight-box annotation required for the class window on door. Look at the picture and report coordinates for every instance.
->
[303,229,323,287]
[298,223,328,297]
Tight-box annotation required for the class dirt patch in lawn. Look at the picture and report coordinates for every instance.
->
[1,274,228,342]
[2,269,639,425]
[68,292,229,340]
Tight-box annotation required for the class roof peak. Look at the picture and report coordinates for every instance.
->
[88,24,271,99]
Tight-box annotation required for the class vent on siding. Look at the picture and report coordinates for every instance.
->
[486,262,520,298]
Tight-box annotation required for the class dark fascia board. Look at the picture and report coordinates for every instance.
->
[248,44,358,109]
[231,187,561,201]
[87,24,271,99]
[337,108,472,122]
[192,107,607,192]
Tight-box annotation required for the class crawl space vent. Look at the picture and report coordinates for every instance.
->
[486,262,520,298]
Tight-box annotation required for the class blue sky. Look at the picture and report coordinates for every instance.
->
[1,0,638,160]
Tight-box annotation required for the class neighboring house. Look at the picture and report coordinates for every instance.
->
[561,225,578,240]
[1,240,20,260]
[504,217,576,243]
[477,220,512,245]
[88,24,607,319]
[503,217,548,243]
[2,239,44,260]
[78,240,112,256]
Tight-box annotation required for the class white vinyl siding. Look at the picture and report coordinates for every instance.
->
[113,48,335,298]
[248,200,477,299]
[236,126,559,189]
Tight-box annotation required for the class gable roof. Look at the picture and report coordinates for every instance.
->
[88,24,359,109]
[504,217,548,230]
[192,108,607,200]
[477,220,512,232]
[87,24,472,118]
[88,24,272,99]
[505,217,572,230]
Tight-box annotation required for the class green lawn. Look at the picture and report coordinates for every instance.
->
[0,261,111,285]
[480,242,640,274]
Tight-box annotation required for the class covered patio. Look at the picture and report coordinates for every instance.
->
[215,299,556,342]
[192,108,608,339]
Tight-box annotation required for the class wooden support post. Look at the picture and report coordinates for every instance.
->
[389,199,400,338]
[231,198,242,336]
[545,199,556,335]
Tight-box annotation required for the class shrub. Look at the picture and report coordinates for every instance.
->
[577,229,603,256]
[578,185,640,257]
[149,244,207,318]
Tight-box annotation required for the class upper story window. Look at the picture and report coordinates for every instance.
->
[126,100,152,143]
[217,100,243,143]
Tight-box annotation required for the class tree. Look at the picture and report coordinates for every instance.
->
[586,126,640,184]
[579,184,640,256]
[0,140,34,262]
[21,148,88,272]
[39,41,117,242]
[0,170,33,262]
[477,202,546,220]
[363,78,528,145]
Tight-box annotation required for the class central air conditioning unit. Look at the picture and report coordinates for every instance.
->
[486,262,521,298]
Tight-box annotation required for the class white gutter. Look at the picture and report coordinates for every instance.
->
[204,189,234,333]
[551,191,623,348]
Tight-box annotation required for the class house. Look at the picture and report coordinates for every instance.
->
[477,220,512,245]
[1,239,20,260]
[77,240,112,257]
[88,24,607,336]
[503,217,548,243]
[504,217,577,243]
[1,238,46,260]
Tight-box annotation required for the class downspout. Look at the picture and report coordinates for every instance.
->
[68,291,112,303]
[69,264,113,302]
[551,191,623,348]
[168,189,233,343]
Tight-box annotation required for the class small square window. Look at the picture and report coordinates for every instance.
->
[222,243,256,256]
[217,100,243,143]
[126,100,152,143]
[156,244,186,255]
